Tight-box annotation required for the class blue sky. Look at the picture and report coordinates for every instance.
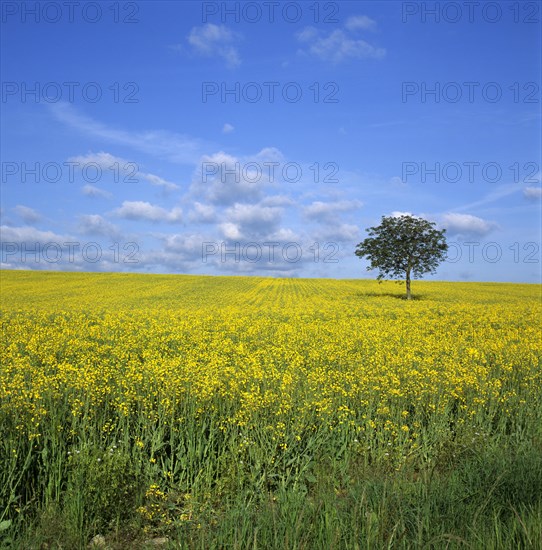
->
[1,0,541,282]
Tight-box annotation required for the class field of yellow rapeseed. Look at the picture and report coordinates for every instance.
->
[1,270,541,547]
[2,271,540,442]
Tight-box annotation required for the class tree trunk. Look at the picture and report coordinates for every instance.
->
[406,270,411,300]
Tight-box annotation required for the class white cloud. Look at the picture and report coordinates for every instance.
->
[345,15,377,31]
[254,147,285,163]
[441,213,497,236]
[304,200,362,223]
[52,104,203,165]
[117,249,193,273]
[224,202,283,237]
[78,214,121,238]
[81,185,113,199]
[267,227,300,241]
[297,26,385,63]
[260,195,294,207]
[13,205,41,223]
[190,147,287,207]
[219,222,242,240]
[188,202,217,223]
[296,27,319,42]
[138,172,179,192]
[316,223,360,242]
[70,151,123,169]
[453,182,526,212]
[114,201,183,223]
[187,24,241,68]
[523,186,542,200]
[194,149,281,205]
[222,123,234,134]
[161,233,208,256]
[69,152,179,191]
[0,225,71,244]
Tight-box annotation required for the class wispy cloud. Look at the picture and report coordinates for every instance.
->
[453,182,530,212]
[69,152,180,192]
[304,200,362,223]
[297,15,385,63]
[345,15,377,31]
[523,186,542,200]
[13,205,41,223]
[51,104,204,165]
[81,185,113,199]
[186,24,241,68]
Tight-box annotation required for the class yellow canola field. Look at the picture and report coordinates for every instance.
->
[1,271,541,453]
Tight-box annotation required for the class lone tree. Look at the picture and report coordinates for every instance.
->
[355,214,448,300]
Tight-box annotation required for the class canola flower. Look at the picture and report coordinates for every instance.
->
[1,271,540,453]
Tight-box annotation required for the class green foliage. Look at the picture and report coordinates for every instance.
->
[355,215,448,297]
[64,445,142,532]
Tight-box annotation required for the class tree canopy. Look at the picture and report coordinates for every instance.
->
[355,215,448,299]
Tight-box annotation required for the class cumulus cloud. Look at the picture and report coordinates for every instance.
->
[315,223,360,242]
[119,249,193,274]
[161,233,208,256]
[304,200,362,223]
[297,18,385,63]
[222,202,283,238]
[78,214,121,239]
[260,195,294,207]
[222,123,234,134]
[188,202,217,223]
[193,149,286,205]
[218,222,243,240]
[441,213,497,236]
[113,201,183,223]
[13,205,41,223]
[0,225,73,246]
[81,184,113,199]
[253,147,285,163]
[187,24,241,68]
